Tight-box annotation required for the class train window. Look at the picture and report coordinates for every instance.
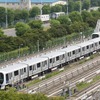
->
[37,63,40,68]
[99,41,100,45]
[14,70,18,76]
[72,50,75,54]
[24,68,26,72]
[50,59,52,63]
[87,46,89,49]
[92,44,93,47]
[29,66,32,71]
[56,56,59,61]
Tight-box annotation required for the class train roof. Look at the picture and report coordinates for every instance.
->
[76,40,94,47]
[77,37,100,47]
[0,63,27,74]
[92,32,100,35]
[59,45,80,52]
[42,51,65,58]
[21,57,48,66]
[89,37,100,42]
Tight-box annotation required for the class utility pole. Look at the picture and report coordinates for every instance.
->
[40,0,42,15]
[37,40,39,52]
[5,0,8,28]
[89,0,91,12]
[66,0,68,15]
[80,0,82,14]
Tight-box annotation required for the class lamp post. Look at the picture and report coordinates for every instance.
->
[40,0,42,15]
[19,44,23,57]
[80,0,82,14]
[5,0,8,28]
[66,0,68,15]
[37,40,40,52]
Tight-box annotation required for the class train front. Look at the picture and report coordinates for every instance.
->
[0,72,5,89]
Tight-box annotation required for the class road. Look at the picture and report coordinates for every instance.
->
[2,23,50,37]
[3,28,16,37]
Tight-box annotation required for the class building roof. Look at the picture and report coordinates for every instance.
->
[0,0,58,3]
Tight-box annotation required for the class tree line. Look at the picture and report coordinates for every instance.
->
[0,1,100,62]
[0,0,100,27]
[0,89,64,100]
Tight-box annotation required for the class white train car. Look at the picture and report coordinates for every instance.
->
[59,46,81,62]
[35,14,50,22]
[0,63,28,89]
[51,12,65,19]
[1,37,100,89]
[42,51,65,70]
[22,57,48,77]
[91,32,100,39]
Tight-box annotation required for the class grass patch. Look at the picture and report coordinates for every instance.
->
[45,70,63,79]
[26,79,41,87]
[76,82,90,91]
[76,74,100,92]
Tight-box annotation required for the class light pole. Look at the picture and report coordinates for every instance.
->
[40,0,42,15]
[66,0,68,15]
[37,40,40,52]
[5,0,8,28]
[80,0,82,14]
[19,44,23,57]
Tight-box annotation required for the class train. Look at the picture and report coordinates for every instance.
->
[92,32,100,39]
[35,12,65,22]
[0,37,100,89]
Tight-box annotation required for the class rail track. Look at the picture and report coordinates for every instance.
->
[19,56,100,97]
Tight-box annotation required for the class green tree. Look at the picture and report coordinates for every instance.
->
[74,1,80,12]
[0,7,6,24]
[82,0,90,10]
[20,9,29,22]
[15,22,31,36]
[42,5,51,14]
[29,7,40,18]
[14,9,22,21]
[51,4,62,13]
[0,28,4,37]
[68,0,75,12]
[81,10,92,22]
[57,15,71,25]
[69,11,83,22]
[7,8,14,25]
[28,20,43,29]
[50,19,60,27]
